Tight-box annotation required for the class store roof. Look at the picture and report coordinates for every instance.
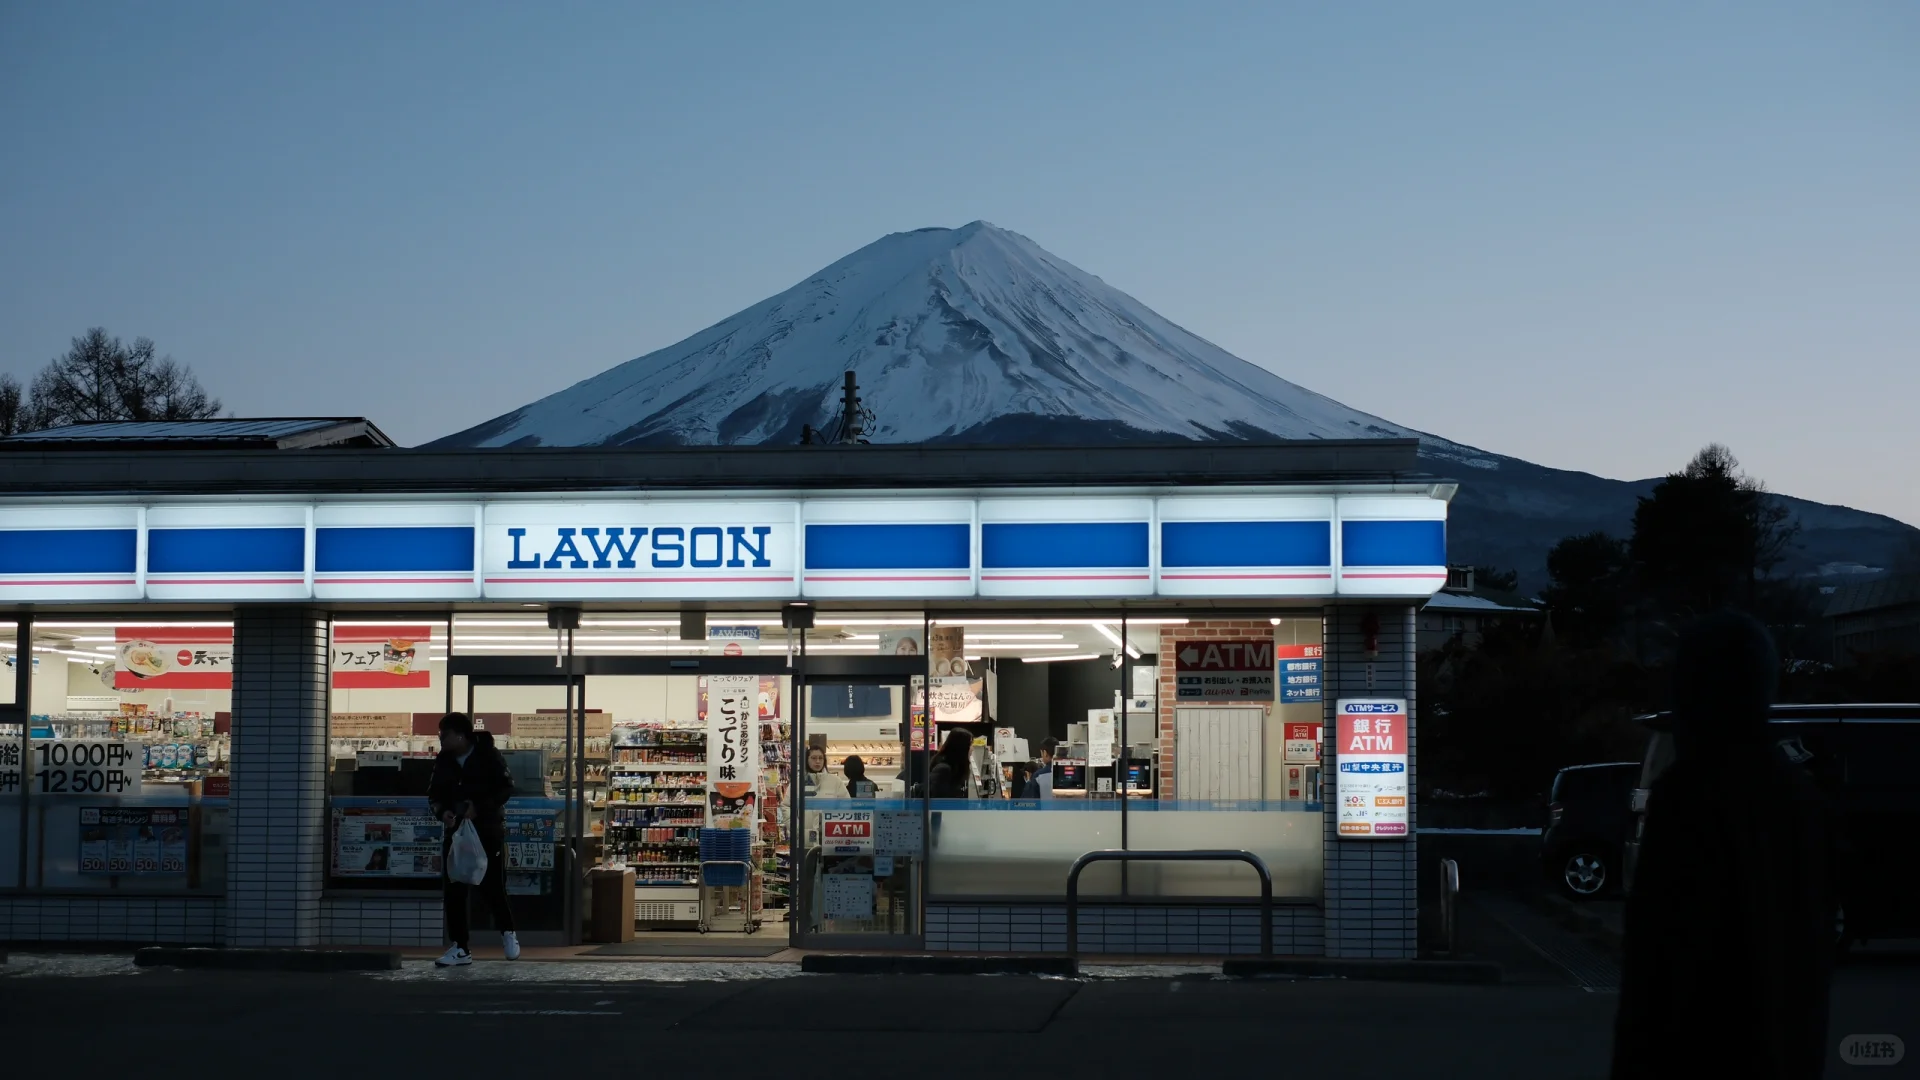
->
[1422,592,1540,615]
[1825,574,1920,619]
[0,435,1447,497]
[1,418,395,451]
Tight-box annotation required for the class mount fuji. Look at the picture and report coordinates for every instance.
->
[433,222,1915,588]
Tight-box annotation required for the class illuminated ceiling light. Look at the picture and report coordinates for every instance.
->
[35,621,234,630]
[1020,653,1103,664]
[962,633,1065,641]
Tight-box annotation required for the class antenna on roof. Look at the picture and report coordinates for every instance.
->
[830,371,875,446]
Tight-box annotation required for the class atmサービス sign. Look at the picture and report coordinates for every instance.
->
[1335,698,1409,838]
[1173,640,1276,702]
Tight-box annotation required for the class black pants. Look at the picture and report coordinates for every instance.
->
[444,823,515,950]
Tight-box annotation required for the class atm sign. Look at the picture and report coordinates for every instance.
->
[821,811,874,854]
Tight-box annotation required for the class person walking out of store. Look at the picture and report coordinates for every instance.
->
[428,712,520,967]
[1610,611,1836,1079]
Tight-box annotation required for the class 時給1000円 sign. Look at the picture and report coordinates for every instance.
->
[1335,699,1408,838]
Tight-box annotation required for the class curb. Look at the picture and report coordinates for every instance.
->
[1221,957,1502,984]
[801,954,1078,976]
[134,947,401,972]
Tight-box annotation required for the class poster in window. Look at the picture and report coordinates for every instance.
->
[332,625,433,688]
[115,627,233,690]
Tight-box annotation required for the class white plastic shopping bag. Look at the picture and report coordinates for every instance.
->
[448,820,488,885]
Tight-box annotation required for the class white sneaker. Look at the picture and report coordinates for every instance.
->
[434,946,473,967]
[502,931,521,961]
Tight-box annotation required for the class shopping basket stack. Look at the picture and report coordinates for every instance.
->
[696,827,758,933]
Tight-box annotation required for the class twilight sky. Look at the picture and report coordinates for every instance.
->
[1,3,1914,524]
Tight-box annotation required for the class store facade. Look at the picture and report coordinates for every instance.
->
[0,440,1448,957]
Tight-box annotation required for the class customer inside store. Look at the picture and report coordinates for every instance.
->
[841,755,878,798]
[926,727,975,798]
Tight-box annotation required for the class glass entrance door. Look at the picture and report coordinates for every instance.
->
[796,674,924,946]
[465,675,584,945]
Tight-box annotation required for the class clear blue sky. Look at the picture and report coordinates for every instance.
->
[2,3,1914,524]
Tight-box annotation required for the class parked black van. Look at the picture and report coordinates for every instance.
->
[1622,704,1920,945]
[1542,762,1640,900]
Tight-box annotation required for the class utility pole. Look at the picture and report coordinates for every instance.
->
[833,370,873,445]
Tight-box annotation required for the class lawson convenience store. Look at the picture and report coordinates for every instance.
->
[0,438,1446,957]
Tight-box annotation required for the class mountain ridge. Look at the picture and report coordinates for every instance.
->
[432,222,1915,589]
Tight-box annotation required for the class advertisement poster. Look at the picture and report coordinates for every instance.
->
[332,625,433,688]
[708,626,759,655]
[1277,644,1324,704]
[1335,699,1409,838]
[78,806,187,875]
[1173,640,1277,702]
[0,741,18,796]
[504,799,562,895]
[702,675,760,788]
[879,629,925,657]
[873,811,925,857]
[1283,721,1323,764]
[1087,710,1116,768]
[115,626,233,690]
[757,675,782,719]
[821,810,875,855]
[708,783,756,829]
[28,739,143,795]
[331,798,444,877]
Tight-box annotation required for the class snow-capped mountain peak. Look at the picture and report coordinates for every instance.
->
[434,221,1437,450]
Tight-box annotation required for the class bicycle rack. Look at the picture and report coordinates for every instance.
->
[1065,849,1274,959]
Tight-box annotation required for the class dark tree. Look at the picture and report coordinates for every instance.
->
[1472,565,1520,593]
[21,328,222,430]
[0,375,23,437]
[1629,444,1797,618]
[1543,531,1632,646]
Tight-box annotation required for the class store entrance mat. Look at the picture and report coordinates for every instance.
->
[583,942,789,957]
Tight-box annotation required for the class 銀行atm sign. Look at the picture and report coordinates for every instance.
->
[1335,699,1409,839]
[1173,640,1276,702]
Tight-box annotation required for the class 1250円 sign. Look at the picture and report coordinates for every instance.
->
[30,739,143,796]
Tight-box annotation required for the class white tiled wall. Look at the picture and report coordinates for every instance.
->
[320,895,443,946]
[0,895,223,944]
[925,903,1323,954]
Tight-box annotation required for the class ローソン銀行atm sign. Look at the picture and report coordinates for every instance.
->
[1335,698,1409,838]
[481,502,798,600]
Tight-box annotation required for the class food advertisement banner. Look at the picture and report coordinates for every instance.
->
[927,627,982,723]
[78,806,187,875]
[504,798,562,895]
[1335,698,1409,838]
[702,676,760,789]
[115,627,233,690]
[332,625,433,688]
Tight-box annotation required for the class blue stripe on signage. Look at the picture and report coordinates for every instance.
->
[981,521,1148,569]
[1160,520,1331,568]
[804,523,969,571]
[0,529,137,575]
[1341,519,1446,567]
[316,526,474,573]
[147,527,306,574]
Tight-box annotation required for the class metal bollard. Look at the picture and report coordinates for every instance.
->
[1437,857,1461,955]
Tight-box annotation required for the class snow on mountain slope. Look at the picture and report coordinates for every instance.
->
[435,221,1488,465]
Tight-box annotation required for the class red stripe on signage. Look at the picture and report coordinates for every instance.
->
[317,576,470,584]
[980,574,1151,581]
[0,579,139,587]
[145,578,305,586]
[118,627,236,644]
[1159,572,1332,580]
[332,625,434,643]
[804,575,970,582]
[332,671,433,689]
[483,575,791,584]
[114,672,232,690]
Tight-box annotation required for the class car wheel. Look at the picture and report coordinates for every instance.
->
[1559,850,1611,900]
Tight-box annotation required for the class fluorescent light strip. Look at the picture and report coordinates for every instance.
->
[34,622,234,630]
[1090,623,1143,659]
[1020,653,1103,664]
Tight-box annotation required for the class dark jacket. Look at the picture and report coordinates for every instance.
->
[427,731,515,833]
[1611,613,1836,1080]
[928,757,967,799]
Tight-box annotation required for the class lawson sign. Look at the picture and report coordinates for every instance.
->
[0,492,1448,603]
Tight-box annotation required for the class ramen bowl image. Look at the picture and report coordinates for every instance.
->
[119,641,167,678]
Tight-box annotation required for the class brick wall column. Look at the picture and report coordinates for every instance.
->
[225,607,329,946]
[1321,604,1418,959]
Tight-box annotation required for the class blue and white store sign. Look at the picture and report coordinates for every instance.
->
[0,491,1448,604]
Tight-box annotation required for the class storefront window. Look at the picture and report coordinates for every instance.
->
[8,618,231,892]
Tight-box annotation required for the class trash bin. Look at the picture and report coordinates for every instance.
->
[589,867,635,943]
